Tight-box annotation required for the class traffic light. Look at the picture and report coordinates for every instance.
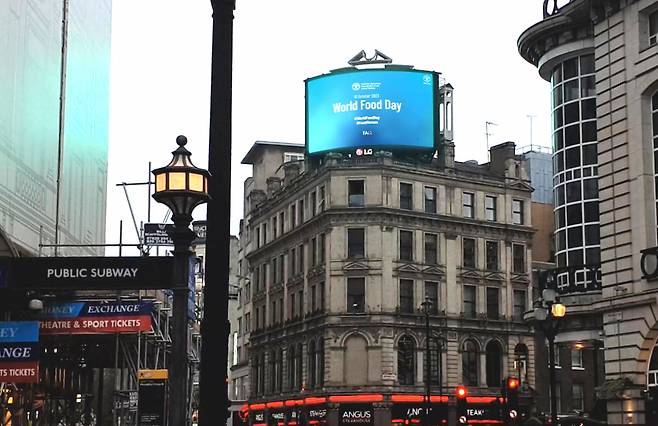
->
[456,385,468,424]
[505,377,520,422]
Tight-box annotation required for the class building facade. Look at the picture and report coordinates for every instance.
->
[0,0,111,256]
[519,1,658,424]
[236,140,536,426]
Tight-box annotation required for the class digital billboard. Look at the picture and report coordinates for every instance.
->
[306,68,438,155]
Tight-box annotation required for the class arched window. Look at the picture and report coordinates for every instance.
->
[514,343,529,385]
[486,340,503,387]
[296,343,303,390]
[258,353,265,395]
[277,349,283,392]
[269,350,276,393]
[344,334,368,385]
[462,339,479,386]
[648,343,658,387]
[398,335,416,385]
[308,340,317,388]
[425,338,442,386]
[318,338,325,386]
[287,346,295,390]
[252,355,260,397]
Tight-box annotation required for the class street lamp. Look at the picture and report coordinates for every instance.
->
[420,298,433,426]
[533,289,566,425]
[152,135,210,426]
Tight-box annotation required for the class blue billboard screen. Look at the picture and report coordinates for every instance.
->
[306,69,437,155]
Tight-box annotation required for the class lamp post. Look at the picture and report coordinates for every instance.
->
[420,298,433,426]
[152,135,210,426]
[533,289,566,425]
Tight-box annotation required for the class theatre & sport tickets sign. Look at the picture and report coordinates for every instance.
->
[39,301,153,334]
[0,321,39,383]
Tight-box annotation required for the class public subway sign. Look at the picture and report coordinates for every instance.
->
[38,301,153,335]
[0,256,176,290]
[0,321,39,383]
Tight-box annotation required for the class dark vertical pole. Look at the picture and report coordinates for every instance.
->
[425,312,431,426]
[201,1,235,425]
[170,220,195,426]
[548,332,558,425]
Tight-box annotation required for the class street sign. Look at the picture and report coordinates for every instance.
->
[144,223,175,246]
[38,300,154,334]
[0,256,177,290]
[192,220,207,244]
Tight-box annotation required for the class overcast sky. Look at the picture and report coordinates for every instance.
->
[105,0,550,254]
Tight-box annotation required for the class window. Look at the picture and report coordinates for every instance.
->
[262,223,268,245]
[278,254,284,282]
[400,279,415,314]
[279,211,285,235]
[279,298,284,323]
[318,339,325,386]
[311,191,317,216]
[308,341,316,388]
[348,180,365,207]
[298,243,304,274]
[398,335,416,385]
[463,238,476,268]
[255,227,261,249]
[269,351,276,393]
[486,241,498,271]
[513,244,525,273]
[400,230,414,261]
[424,282,439,314]
[400,182,413,210]
[310,285,317,312]
[319,186,326,212]
[319,233,326,264]
[272,216,278,238]
[290,204,297,229]
[650,10,658,46]
[298,290,303,317]
[287,346,296,390]
[572,349,584,369]
[463,192,474,218]
[512,200,524,224]
[290,293,296,319]
[271,300,276,325]
[299,199,305,223]
[245,283,251,303]
[550,344,562,368]
[463,285,476,318]
[485,195,497,221]
[486,287,499,320]
[245,313,251,333]
[424,233,438,264]
[320,281,325,311]
[348,228,365,258]
[426,339,442,386]
[573,384,584,411]
[290,248,296,276]
[284,152,304,163]
[425,186,437,213]
[347,277,365,313]
[513,290,526,321]
[311,237,317,266]
[485,341,503,388]
[462,340,479,386]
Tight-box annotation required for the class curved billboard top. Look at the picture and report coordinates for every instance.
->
[305,68,438,156]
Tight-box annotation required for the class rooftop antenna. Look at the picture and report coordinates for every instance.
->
[486,121,497,160]
[527,114,536,149]
[348,49,393,66]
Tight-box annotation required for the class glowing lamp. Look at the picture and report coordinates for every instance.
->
[551,303,566,318]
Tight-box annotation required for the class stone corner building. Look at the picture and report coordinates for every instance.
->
[233,139,536,425]
[519,0,658,424]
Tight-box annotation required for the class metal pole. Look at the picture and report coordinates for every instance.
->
[54,0,69,257]
[425,311,431,426]
[170,218,195,426]
[200,1,235,425]
[547,331,558,425]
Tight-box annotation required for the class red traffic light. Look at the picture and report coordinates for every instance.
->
[456,385,468,398]
[506,377,519,390]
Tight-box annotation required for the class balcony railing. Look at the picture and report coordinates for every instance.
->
[538,263,601,294]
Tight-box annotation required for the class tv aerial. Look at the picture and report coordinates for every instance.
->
[348,49,393,66]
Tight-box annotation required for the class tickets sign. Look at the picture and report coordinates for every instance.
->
[39,301,153,334]
[0,321,39,383]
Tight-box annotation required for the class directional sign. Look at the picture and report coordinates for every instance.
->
[0,257,177,290]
